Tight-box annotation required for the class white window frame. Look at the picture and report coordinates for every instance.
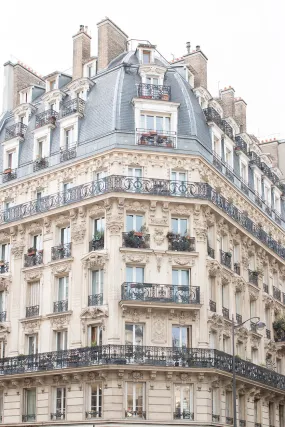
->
[254,171,262,196]
[91,270,104,296]
[88,383,102,418]
[174,384,194,418]
[24,388,36,418]
[125,323,144,346]
[3,141,19,170]
[125,382,145,418]
[27,334,38,355]
[59,116,78,149]
[53,387,66,418]
[126,266,144,283]
[212,388,220,417]
[240,160,248,183]
[171,217,188,235]
[88,325,103,347]
[126,214,144,232]
[172,325,191,348]
[58,276,69,301]
[55,330,68,351]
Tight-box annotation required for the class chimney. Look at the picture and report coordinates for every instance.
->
[2,61,14,112]
[220,87,235,118]
[12,63,44,108]
[234,98,247,133]
[97,17,128,72]
[186,42,191,55]
[183,46,208,88]
[72,25,91,80]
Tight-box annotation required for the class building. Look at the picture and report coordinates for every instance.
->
[0,16,284,427]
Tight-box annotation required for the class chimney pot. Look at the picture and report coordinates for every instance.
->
[196,45,200,50]
[80,25,84,32]
[186,41,191,54]
[72,25,91,80]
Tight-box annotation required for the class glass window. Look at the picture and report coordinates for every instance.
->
[126,266,144,283]
[0,244,9,263]
[146,115,154,130]
[55,331,68,351]
[142,51,150,64]
[126,382,145,418]
[125,324,144,346]
[225,391,233,418]
[171,218,188,235]
[240,162,247,182]
[64,128,74,149]
[128,167,142,178]
[60,227,70,244]
[172,269,190,286]
[235,292,241,315]
[269,402,275,427]
[212,388,219,417]
[174,384,194,419]
[210,331,217,349]
[94,218,105,234]
[251,348,258,364]
[225,147,232,166]
[0,341,5,358]
[33,235,42,251]
[172,326,191,348]
[140,114,171,132]
[50,80,56,90]
[28,282,39,307]
[27,334,38,355]
[91,270,103,295]
[171,171,186,182]
[55,387,66,417]
[58,277,69,301]
[277,358,282,374]
[254,399,260,423]
[25,388,36,418]
[239,395,245,421]
[222,284,228,308]
[279,405,284,427]
[88,325,102,347]
[7,151,16,169]
[90,384,102,418]
[126,214,143,232]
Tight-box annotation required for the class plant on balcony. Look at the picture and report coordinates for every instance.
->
[273,317,285,341]
[92,231,104,242]
[0,259,4,266]
[161,93,169,101]
[91,341,97,347]
[225,251,232,257]
[4,168,11,174]
[167,231,194,251]
[124,227,148,249]
[27,247,36,256]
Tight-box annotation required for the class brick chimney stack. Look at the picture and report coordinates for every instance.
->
[234,98,247,133]
[72,25,91,80]
[97,17,128,72]
[183,45,208,88]
[220,87,235,118]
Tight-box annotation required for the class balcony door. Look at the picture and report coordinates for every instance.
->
[60,227,70,245]
[27,335,38,355]
[172,326,191,348]
[125,324,144,346]
[126,215,143,232]
[91,270,103,296]
[171,218,187,235]
[88,325,102,347]
[58,277,68,302]
[55,331,68,351]
[172,269,190,303]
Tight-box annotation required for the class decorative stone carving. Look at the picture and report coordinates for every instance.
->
[22,320,40,333]
[155,254,163,272]
[0,231,10,244]
[151,313,167,344]
[50,315,70,329]
[106,215,123,235]
[180,373,191,383]
[44,217,51,234]
[52,262,72,275]
[131,371,143,381]
[55,215,70,228]
[169,310,198,324]
[24,269,43,281]
[153,228,165,246]
[169,204,191,216]
[125,201,148,212]
[169,256,196,267]
[71,224,86,244]
[83,253,108,271]
[28,222,43,235]
[122,308,145,322]
[89,204,105,218]
[0,276,11,292]
[122,253,149,264]
[11,243,25,259]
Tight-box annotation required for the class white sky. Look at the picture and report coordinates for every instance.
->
[0,0,284,140]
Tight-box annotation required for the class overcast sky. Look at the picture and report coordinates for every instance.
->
[0,0,284,140]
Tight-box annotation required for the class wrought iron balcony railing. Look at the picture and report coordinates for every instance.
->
[239,420,246,427]
[5,122,27,140]
[136,128,176,148]
[125,410,146,419]
[210,300,216,312]
[0,346,284,390]
[26,305,39,318]
[212,414,220,422]
[249,151,261,168]
[24,250,43,268]
[33,157,49,172]
[122,232,150,249]
[235,135,248,156]
[85,411,102,419]
[236,314,242,324]
[248,270,259,286]
[137,83,171,101]
[204,107,223,129]
[266,329,271,339]
[22,414,36,422]
[53,300,68,313]
[60,98,85,118]
[51,243,71,261]
[3,169,17,183]
[263,283,269,293]
[225,164,235,182]
[240,178,249,196]
[167,233,196,252]
[222,120,234,140]
[220,250,232,269]
[88,294,103,306]
[174,411,194,420]
[51,412,65,421]
[35,109,58,128]
[0,262,9,274]
[60,145,77,162]
[234,263,241,275]
[207,245,215,258]
[273,286,281,301]
[121,283,200,304]
[226,417,234,425]
[1,175,285,261]
[213,152,223,172]
[222,307,230,320]
[0,312,6,322]
[89,236,104,251]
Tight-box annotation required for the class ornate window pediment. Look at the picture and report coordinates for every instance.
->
[82,252,109,271]
[65,77,95,99]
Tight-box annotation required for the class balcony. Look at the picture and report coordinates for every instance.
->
[122,231,150,249]
[222,120,234,140]
[234,263,240,275]
[125,410,146,419]
[210,300,216,312]
[225,165,235,182]
[3,168,17,183]
[266,329,271,339]
[121,283,200,304]
[60,145,77,162]
[236,314,242,325]
[0,262,9,274]
[88,294,103,306]
[60,98,85,118]
[261,162,278,184]
[51,243,71,261]
[222,307,230,320]
[220,250,232,269]
[174,411,194,420]
[249,151,261,168]
[51,412,65,421]
[240,421,246,427]
[33,157,49,172]
[167,233,195,252]
[235,135,248,156]
[226,417,234,425]
[212,414,220,422]
[26,305,39,318]
[207,245,215,258]
[248,270,259,286]
[0,312,6,322]
[204,107,223,129]
[22,415,36,422]
[263,283,269,294]
[53,300,68,313]
[240,178,249,196]
[137,83,171,101]
[137,128,176,148]
[213,152,223,172]
[5,122,27,141]
[35,109,58,128]
[24,250,43,268]
[89,235,104,251]
[86,411,102,419]
[273,286,281,301]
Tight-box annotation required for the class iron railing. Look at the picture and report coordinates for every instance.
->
[125,410,146,419]
[136,128,176,148]
[60,145,77,162]
[85,411,102,419]
[22,414,36,422]
[3,169,17,183]
[0,346,283,389]
[222,307,230,320]
[255,423,262,427]
[236,314,242,324]
[5,122,27,140]
[33,157,49,172]
[121,283,200,304]
[51,412,65,421]
[26,305,39,318]
[0,312,6,322]
[35,109,58,128]
[212,414,220,422]
[210,300,216,312]
[207,245,215,258]
[88,294,103,306]
[53,300,68,313]
[174,411,194,420]
[24,250,43,268]
[223,120,234,140]
[0,262,9,274]
[89,237,104,251]
[249,151,261,168]
[234,263,241,275]
[273,286,281,301]
[220,250,232,269]
[239,420,246,427]
[248,270,259,286]
[167,234,196,252]
[51,243,71,261]
[226,417,234,425]
[60,98,85,118]
[235,135,248,156]
[266,329,271,339]
[283,293,285,305]
[240,178,249,196]
[213,152,223,172]
[263,283,269,294]
[1,175,285,261]
[137,83,171,101]
[203,107,223,129]
[122,232,150,249]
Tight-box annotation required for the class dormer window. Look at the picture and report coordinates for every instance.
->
[50,80,56,91]
[143,51,151,64]
[140,114,170,132]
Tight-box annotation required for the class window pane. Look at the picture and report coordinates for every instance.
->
[126,267,133,282]
[136,215,143,231]
[172,218,178,233]
[181,270,189,286]
[126,215,134,232]
[165,117,170,132]
[180,219,187,235]
[172,326,180,347]
[135,267,144,282]
[125,324,133,345]
[156,117,163,132]
[135,324,143,345]
[146,115,154,130]
[172,269,178,286]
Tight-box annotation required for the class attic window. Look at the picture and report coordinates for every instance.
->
[50,80,56,91]
[143,51,151,64]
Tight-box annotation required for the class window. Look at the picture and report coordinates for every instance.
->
[172,326,191,348]
[126,214,143,232]
[88,384,102,418]
[264,184,271,206]
[0,392,3,422]
[50,80,56,91]
[223,336,230,353]
[233,244,240,264]
[172,269,190,286]
[94,171,106,181]
[250,300,256,318]
[222,284,229,309]
[210,331,217,349]
[209,277,216,301]
[213,135,221,156]
[236,341,244,359]
[91,270,103,298]
[225,391,233,421]
[7,151,16,169]
[254,173,262,195]
[55,331,68,351]
[27,282,40,308]
[269,402,275,427]
[60,227,70,244]
[126,266,144,283]
[126,382,145,418]
[140,114,170,132]
[274,192,281,214]
[277,358,282,374]
[37,139,44,158]
[240,161,247,182]
[50,102,55,111]
[142,50,151,64]
[225,147,233,167]
[251,348,258,364]
[174,384,194,419]
[254,399,261,424]
[53,388,66,420]
[171,218,187,235]
[94,218,105,236]
[88,325,102,347]
[24,388,36,421]
[27,334,38,355]
[128,167,142,178]
[32,234,42,251]
[0,243,10,263]
[146,76,159,85]
[64,128,74,149]
[0,341,5,358]
[279,405,284,427]
[238,395,246,421]
[171,171,187,194]
[125,324,144,346]
[212,388,219,419]
[58,277,69,302]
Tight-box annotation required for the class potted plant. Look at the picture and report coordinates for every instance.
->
[161,93,169,101]
[149,130,157,136]
[0,260,4,266]
[4,168,11,174]
[91,340,97,347]
[273,317,285,341]
[225,251,232,257]
[27,247,36,256]
[93,230,104,242]
[166,140,173,147]
[166,231,176,240]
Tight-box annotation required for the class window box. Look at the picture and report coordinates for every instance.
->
[149,131,157,136]
[234,146,243,155]
[134,231,143,237]
[4,168,12,174]
[161,93,169,101]
[27,248,36,256]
